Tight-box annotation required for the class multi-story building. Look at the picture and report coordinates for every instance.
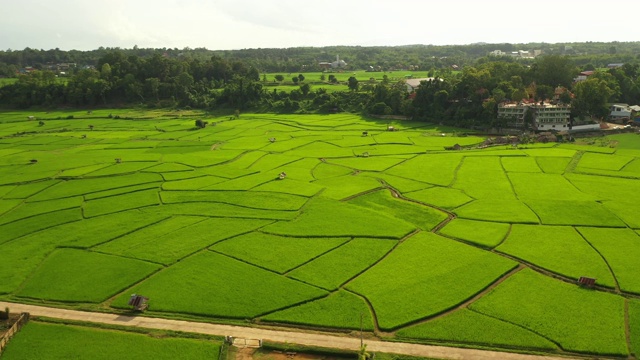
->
[497,102,571,131]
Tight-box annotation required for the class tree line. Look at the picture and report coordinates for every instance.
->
[1,49,639,129]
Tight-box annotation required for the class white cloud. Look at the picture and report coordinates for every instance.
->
[0,0,639,50]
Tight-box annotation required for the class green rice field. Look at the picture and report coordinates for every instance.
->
[1,109,639,357]
[1,321,221,360]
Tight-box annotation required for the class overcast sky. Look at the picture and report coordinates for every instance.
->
[2,0,638,51]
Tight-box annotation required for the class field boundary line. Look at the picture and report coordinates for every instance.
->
[465,307,563,351]
[574,227,621,293]
[282,238,353,277]
[342,288,382,335]
[623,299,632,357]
[386,264,524,334]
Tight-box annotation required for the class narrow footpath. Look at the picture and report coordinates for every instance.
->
[0,302,583,360]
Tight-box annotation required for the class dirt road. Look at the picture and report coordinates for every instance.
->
[0,301,581,360]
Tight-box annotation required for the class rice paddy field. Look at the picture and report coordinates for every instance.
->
[1,109,639,358]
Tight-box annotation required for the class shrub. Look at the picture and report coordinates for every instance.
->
[0,307,8,320]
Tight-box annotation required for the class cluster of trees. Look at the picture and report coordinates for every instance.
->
[2,42,640,75]
[1,48,640,129]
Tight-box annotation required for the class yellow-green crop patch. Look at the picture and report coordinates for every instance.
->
[1,321,220,360]
[438,219,510,248]
[454,200,539,223]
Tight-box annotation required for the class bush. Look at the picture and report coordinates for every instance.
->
[66,115,74,119]
[0,307,8,320]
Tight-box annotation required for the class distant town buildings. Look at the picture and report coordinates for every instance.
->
[319,55,347,70]
[489,49,541,59]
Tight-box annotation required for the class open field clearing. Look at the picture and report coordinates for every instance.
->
[1,110,639,357]
[1,321,220,360]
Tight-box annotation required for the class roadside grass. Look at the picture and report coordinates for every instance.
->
[17,249,161,302]
[0,321,220,360]
[469,268,627,356]
[347,232,516,330]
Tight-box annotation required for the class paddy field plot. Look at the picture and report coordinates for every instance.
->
[261,290,375,330]
[347,232,516,330]
[577,227,640,294]
[1,111,639,356]
[289,238,396,290]
[16,249,161,302]
[470,268,627,356]
[396,308,556,350]
[1,321,220,360]
[497,225,616,287]
[112,251,327,318]
[438,219,510,248]
[211,232,349,273]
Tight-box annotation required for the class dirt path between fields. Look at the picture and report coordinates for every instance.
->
[0,301,583,360]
